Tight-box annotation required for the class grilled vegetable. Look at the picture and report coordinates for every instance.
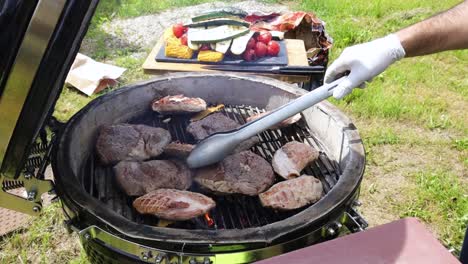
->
[165,41,194,59]
[197,50,224,62]
[191,8,248,22]
[215,39,232,54]
[185,18,250,28]
[189,25,249,44]
[230,30,255,55]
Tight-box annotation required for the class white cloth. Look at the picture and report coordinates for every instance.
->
[65,53,126,96]
[325,34,406,99]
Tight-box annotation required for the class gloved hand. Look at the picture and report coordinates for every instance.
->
[324,34,406,99]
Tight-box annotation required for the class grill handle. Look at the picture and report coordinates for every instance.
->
[186,77,346,168]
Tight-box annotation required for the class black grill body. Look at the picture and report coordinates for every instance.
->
[52,73,366,263]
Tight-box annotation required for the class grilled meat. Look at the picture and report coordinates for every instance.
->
[187,112,239,140]
[195,151,275,196]
[152,94,207,114]
[272,141,319,179]
[233,136,260,153]
[186,112,259,151]
[246,111,301,129]
[96,124,171,165]
[113,160,191,196]
[163,142,195,159]
[259,175,323,210]
[133,189,215,221]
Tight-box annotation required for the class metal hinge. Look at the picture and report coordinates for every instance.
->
[0,172,53,216]
[343,204,369,233]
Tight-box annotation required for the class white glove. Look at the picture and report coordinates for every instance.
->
[324,34,406,99]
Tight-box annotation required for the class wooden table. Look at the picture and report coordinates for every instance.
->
[142,38,310,83]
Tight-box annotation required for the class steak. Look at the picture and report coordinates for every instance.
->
[96,124,171,165]
[272,141,319,179]
[195,151,275,196]
[152,94,207,114]
[163,142,195,159]
[186,112,240,140]
[259,175,323,210]
[133,189,215,221]
[113,160,191,196]
[246,111,301,129]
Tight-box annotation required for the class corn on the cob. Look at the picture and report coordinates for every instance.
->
[165,42,194,59]
[197,50,224,62]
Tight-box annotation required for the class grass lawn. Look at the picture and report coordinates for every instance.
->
[1,0,466,263]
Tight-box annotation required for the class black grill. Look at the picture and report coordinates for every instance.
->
[81,104,341,230]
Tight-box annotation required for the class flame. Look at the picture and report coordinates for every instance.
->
[204,213,215,227]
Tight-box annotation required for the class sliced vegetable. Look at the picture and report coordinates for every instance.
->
[191,8,248,22]
[189,25,250,44]
[185,18,250,28]
[230,30,255,55]
[215,39,232,54]
[198,50,224,62]
[271,31,285,40]
[187,28,201,50]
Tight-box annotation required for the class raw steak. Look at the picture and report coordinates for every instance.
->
[186,113,240,140]
[259,175,323,210]
[113,160,191,196]
[152,94,207,114]
[246,111,301,129]
[163,142,195,159]
[133,189,215,221]
[272,141,319,179]
[96,124,171,165]
[195,151,275,196]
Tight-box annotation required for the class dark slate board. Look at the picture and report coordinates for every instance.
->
[155,40,288,65]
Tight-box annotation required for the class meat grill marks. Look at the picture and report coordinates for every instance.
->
[151,94,207,114]
[113,159,192,196]
[133,189,215,221]
[272,141,319,179]
[194,151,275,196]
[85,104,340,229]
[96,124,171,165]
[259,175,323,210]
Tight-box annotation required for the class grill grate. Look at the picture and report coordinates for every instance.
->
[82,105,341,230]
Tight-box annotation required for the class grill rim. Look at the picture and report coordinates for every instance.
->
[52,72,365,246]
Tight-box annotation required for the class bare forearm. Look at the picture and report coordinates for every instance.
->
[396,1,468,57]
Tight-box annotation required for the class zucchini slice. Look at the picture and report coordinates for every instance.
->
[215,39,232,54]
[192,8,248,22]
[230,30,255,55]
[189,25,250,44]
[185,18,250,28]
[187,28,201,50]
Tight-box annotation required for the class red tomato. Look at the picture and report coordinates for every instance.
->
[254,42,267,58]
[246,37,256,50]
[257,31,272,44]
[267,41,280,56]
[199,44,211,51]
[243,49,257,61]
[173,23,185,38]
[180,34,188,46]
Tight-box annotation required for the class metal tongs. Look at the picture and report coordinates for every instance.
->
[186,77,345,168]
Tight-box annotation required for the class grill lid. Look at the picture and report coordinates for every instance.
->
[0,0,98,179]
